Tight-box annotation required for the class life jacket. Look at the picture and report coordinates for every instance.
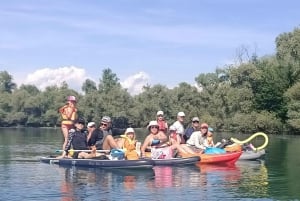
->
[120,134,139,160]
[59,105,77,125]
[157,120,166,131]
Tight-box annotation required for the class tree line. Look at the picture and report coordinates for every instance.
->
[1,27,300,135]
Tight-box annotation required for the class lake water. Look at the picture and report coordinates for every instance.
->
[0,128,300,201]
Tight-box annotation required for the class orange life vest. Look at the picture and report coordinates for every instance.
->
[157,120,166,131]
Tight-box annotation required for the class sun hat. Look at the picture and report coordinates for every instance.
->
[147,120,159,129]
[177,112,185,117]
[192,117,200,122]
[157,111,164,116]
[125,128,135,134]
[101,116,111,123]
[87,122,96,127]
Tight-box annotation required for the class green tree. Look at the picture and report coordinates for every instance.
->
[82,79,97,94]
[0,71,17,93]
[98,68,121,93]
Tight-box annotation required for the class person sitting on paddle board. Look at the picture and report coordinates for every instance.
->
[59,117,96,159]
[141,121,193,159]
[88,117,120,151]
[140,120,169,158]
[120,128,139,160]
[58,95,78,150]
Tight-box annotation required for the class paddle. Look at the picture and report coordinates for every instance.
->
[55,149,110,153]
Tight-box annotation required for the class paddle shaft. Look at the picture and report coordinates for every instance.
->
[56,149,110,153]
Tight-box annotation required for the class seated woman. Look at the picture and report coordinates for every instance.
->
[141,121,193,159]
[185,123,214,154]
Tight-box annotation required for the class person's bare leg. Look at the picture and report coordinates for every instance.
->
[171,144,188,154]
[180,144,196,154]
[61,125,69,150]
[102,135,119,150]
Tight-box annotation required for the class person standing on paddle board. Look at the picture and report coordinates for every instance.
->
[59,95,78,150]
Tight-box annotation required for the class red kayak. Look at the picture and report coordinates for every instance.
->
[199,151,242,165]
[182,151,242,165]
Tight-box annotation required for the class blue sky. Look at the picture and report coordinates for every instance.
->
[1,0,299,94]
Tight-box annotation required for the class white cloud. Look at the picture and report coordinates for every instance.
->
[24,66,88,92]
[120,72,150,95]
[23,66,149,95]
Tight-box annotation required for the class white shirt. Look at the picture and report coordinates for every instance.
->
[172,121,184,135]
[186,131,206,149]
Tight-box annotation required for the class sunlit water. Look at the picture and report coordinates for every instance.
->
[0,128,300,200]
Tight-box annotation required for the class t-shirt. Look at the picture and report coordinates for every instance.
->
[186,131,206,149]
[171,121,184,135]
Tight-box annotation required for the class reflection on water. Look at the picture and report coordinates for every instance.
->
[56,166,156,201]
[236,160,269,198]
[1,128,300,200]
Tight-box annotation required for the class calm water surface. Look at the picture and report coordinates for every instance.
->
[0,128,299,201]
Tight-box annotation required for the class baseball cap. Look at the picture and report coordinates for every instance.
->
[192,117,200,122]
[157,111,164,116]
[169,125,176,131]
[177,112,185,117]
[201,123,209,128]
[87,122,96,127]
[125,128,135,134]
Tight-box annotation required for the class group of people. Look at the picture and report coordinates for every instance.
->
[58,96,216,159]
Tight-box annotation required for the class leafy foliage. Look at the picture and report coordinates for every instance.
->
[1,27,300,134]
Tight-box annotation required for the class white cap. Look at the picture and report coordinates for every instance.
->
[192,117,199,122]
[169,125,176,131]
[157,111,164,116]
[147,120,158,128]
[125,127,135,134]
[177,112,185,117]
[87,122,95,127]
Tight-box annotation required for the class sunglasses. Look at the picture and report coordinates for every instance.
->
[101,123,108,126]
[157,115,163,117]
[201,127,208,129]
[150,126,159,129]
[193,121,199,123]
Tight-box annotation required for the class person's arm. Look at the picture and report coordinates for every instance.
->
[194,132,205,149]
[88,129,100,146]
[141,136,150,157]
